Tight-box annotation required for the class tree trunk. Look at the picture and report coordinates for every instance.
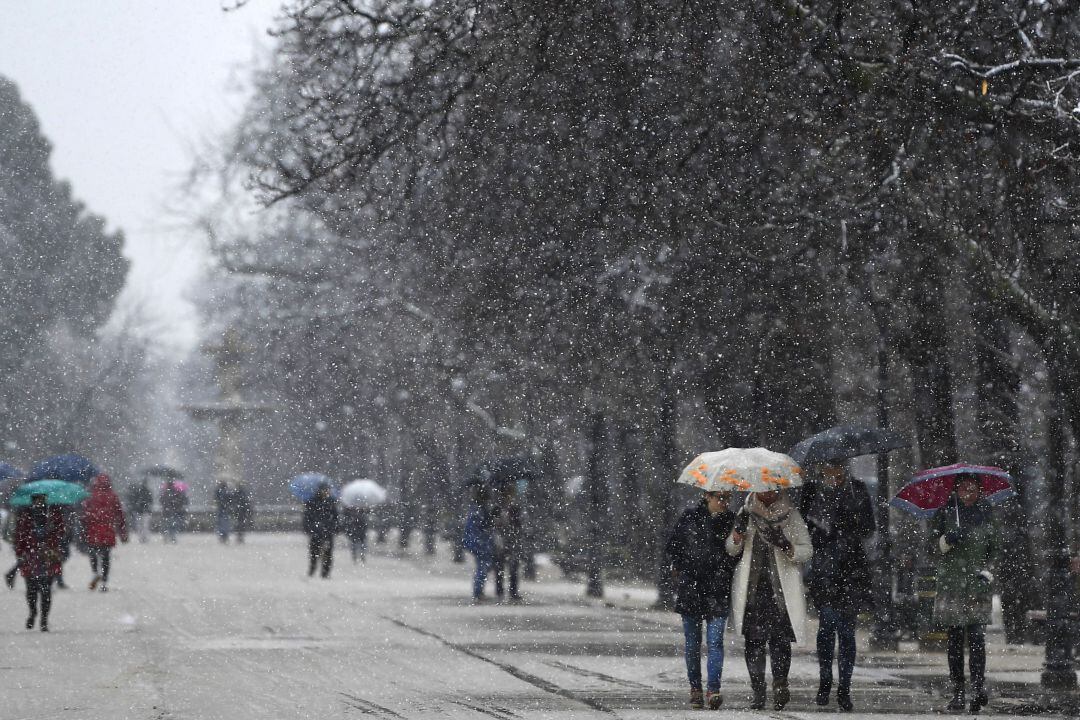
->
[906,257,958,466]
[653,368,678,609]
[972,294,1036,643]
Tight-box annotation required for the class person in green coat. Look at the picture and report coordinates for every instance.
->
[932,475,998,713]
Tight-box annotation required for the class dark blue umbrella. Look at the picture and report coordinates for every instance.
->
[289,473,334,502]
[0,462,23,482]
[789,426,909,466]
[28,453,100,484]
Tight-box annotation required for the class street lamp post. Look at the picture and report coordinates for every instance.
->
[871,334,899,650]
[585,411,605,598]
[1041,404,1076,696]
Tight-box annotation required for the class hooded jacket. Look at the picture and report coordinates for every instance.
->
[83,475,128,547]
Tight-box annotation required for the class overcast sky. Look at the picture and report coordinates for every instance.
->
[0,1,282,350]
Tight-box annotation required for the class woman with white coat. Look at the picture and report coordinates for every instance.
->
[727,488,812,710]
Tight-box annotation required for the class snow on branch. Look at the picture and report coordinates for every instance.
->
[935,54,1080,80]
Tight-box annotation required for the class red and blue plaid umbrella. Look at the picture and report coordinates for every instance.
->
[890,463,1015,519]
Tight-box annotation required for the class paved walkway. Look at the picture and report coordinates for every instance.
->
[0,533,1073,719]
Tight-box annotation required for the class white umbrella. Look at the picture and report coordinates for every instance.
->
[340,479,388,508]
[676,447,803,493]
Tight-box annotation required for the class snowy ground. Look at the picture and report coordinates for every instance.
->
[0,533,1071,719]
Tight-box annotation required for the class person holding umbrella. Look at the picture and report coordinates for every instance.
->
[665,489,737,710]
[799,462,875,711]
[932,474,999,713]
[14,492,67,631]
[160,479,188,543]
[303,482,338,578]
[679,448,812,711]
[462,483,495,603]
[890,463,1013,713]
[82,475,128,592]
[125,477,153,544]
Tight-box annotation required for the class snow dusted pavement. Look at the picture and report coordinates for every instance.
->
[0,534,1070,719]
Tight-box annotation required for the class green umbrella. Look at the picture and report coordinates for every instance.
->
[10,479,89,507]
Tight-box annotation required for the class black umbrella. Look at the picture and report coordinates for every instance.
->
[142,465,184,480]
[463,456,533,489]
[789,425,909,466]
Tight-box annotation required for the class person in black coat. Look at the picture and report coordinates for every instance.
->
[665,490,738,710]
[233,483,254,544]
[303,484,338,578]
[799,463,875,712]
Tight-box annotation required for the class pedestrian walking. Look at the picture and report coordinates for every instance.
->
[160,480,188,543]
[82,475,128,592]
[14,493,65,631]
[233,483,253,543]
[462,485,495,603]
[341,505,370,563]
[727,488,812,710]
[933,475,998,713]
[303,483,338,578]
[493,483,525,602]
[214,480,234,543]
[800,463,875,712]
[666,489,737,710]
[126,478,153,543]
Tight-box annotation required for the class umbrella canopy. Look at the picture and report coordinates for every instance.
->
[486,455,533,488]
[340,479,387,508]
[11,479,90,507]
[789,425,909,466]
[0,462,23,482]
[677,448,803,493]
[290,472,334,502]
[143,465,184,480]
[890,463,1015,519]
[27,453,100,484]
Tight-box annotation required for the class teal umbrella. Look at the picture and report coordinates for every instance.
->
[10,479,89,507]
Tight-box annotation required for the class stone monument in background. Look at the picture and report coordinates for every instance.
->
[182,327,274,492]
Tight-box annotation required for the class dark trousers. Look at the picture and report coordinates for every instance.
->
[745,633,792,690]
[817,607,857,692]
[494,556,520,598]
[26,576,51,623]
[89,546,112,583]
[947,624,986,686]
[308,536,333,578]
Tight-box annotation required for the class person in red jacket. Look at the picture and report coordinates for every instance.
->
[14,493,66,631]
[82,475,128,592]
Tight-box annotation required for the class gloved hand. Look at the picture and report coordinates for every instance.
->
[733,508,750,536]
[944,527,966,546]
[762,525,792,553]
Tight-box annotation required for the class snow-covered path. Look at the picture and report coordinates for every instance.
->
[0,534,1067,719]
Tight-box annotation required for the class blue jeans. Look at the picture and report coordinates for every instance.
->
[682,614,726,691]
[471,551,492,598]
[817,607,857,691]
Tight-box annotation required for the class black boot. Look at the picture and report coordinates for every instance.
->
[749,679,767,710]
[773,680,790,711]
[946,681,966,712]
[837,687,854,712]
[816,677,832,706]
[969,681,987,713]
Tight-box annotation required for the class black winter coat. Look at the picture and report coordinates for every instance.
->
[303,495,339,540]
[800,479,875,612]
[666,503,737,619]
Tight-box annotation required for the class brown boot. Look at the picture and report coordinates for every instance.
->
[689,687,704,709]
